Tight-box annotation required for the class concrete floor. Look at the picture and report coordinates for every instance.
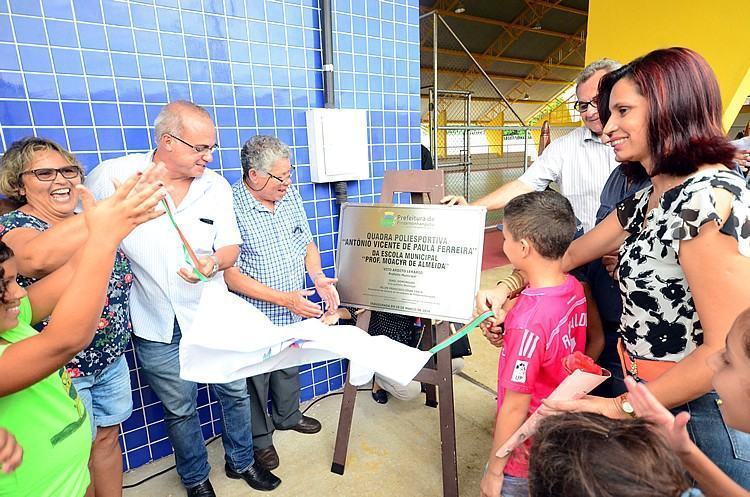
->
[123,266,512,497]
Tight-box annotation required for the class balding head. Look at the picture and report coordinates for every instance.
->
[153,101,216,179]
[154,100,212,142]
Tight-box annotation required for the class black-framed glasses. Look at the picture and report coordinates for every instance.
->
[168,134,218,154]
[573,99,598,113]
[262,166,295,185]
[21,165,83,182]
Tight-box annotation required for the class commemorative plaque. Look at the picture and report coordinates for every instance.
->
[336,203,486,322]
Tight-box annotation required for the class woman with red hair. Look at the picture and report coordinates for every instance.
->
[478,47,750,486]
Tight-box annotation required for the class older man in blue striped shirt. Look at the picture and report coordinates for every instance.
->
[224,135,339,472]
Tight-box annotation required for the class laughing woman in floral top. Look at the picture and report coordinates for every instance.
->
[0,137,134,497]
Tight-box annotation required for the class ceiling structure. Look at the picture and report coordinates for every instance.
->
[419,0,589,126]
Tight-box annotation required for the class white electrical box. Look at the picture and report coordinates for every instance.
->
[306,108,369,183]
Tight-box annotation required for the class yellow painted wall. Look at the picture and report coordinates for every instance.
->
[485,113,504,157]
[529,99,578,148]
[586,0,750,130]
[437,110,447,158]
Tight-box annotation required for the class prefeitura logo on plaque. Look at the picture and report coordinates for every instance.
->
[380,211,396,227]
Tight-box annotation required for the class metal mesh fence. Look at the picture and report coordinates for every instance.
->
[419,10,583,227]
[428,124,578,227]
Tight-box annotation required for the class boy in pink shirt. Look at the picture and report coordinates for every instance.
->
[480,191,587,497]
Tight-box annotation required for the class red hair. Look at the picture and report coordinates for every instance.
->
[598,47,735,176]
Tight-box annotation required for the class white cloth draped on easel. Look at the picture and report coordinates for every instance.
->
[179,279,432,387]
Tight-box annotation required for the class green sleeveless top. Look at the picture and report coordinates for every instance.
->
[0,297,91,496]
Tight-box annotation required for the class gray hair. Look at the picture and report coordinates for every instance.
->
[241,135,290,177]
[575,58,622,87]
[153,100,211,141]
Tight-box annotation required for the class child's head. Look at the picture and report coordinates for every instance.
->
[529,412,690,497]
[710,307,750,432]
[0,241,24,332]
[502,191,576,268]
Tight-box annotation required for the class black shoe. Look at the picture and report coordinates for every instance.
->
[371,388,388,404]
[225,460,281,492]
[255,445,280,470]
[277,415,321,434]
[187,480,216,497]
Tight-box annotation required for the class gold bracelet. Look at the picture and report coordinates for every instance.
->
[496,269,525,297]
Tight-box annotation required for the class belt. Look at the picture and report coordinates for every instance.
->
[617,339,676,382]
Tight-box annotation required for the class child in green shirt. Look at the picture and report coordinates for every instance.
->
[0,170,164,496]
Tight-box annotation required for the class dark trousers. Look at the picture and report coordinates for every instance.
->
[246,366,303,450]
[591,320,626,398]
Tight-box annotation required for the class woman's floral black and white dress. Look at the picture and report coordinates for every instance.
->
[616,169,750,362]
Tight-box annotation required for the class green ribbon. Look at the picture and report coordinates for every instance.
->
[161,199,208,282]
[428,310,495,354]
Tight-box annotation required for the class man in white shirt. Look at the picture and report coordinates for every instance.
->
[86,101,281,497]
[443,59,622,233]
[732,135,750,182]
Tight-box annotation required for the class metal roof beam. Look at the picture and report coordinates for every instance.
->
[419,65,570,84]
[418,6,582,41]
[420,95,547,104]
[476,24,587,123]
[524,0,587,16]
[426,47,583,71]
[429,2,566,127]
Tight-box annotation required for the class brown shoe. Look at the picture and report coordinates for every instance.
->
[254,445,280,471]
[277,415,322,434]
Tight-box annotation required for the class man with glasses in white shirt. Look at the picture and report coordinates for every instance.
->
[443,59,622,234]
[224,135,339,472]
[86,101,281,497]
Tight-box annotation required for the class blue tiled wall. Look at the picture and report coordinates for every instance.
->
[0,0,421,470]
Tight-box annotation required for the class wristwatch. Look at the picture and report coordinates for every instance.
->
[208,254,220,278]
[619,394,636,418]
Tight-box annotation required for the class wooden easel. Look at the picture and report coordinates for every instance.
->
[330,169,460,497]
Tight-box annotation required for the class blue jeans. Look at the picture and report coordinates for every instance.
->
[133,321,255,488]
[675,391,750,488]
[73,354,133,439]
[501,475,528,497]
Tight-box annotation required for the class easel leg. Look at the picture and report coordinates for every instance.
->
[331,367,358,475]
[422,319,438,408]
[436,323,459,497]
[425,379,438,407]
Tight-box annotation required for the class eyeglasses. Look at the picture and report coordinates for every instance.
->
[21,165,82,182]
[573,99,598,113]
[168,134,218,154]
[262,166,295,185]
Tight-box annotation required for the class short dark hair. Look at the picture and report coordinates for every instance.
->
[529,412,690,497]
[0,241,15,304]
[503,190,576,260]
[732,307,750,360]
[597,47,735,178]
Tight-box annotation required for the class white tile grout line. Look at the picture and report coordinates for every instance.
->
[68,0,104,164]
